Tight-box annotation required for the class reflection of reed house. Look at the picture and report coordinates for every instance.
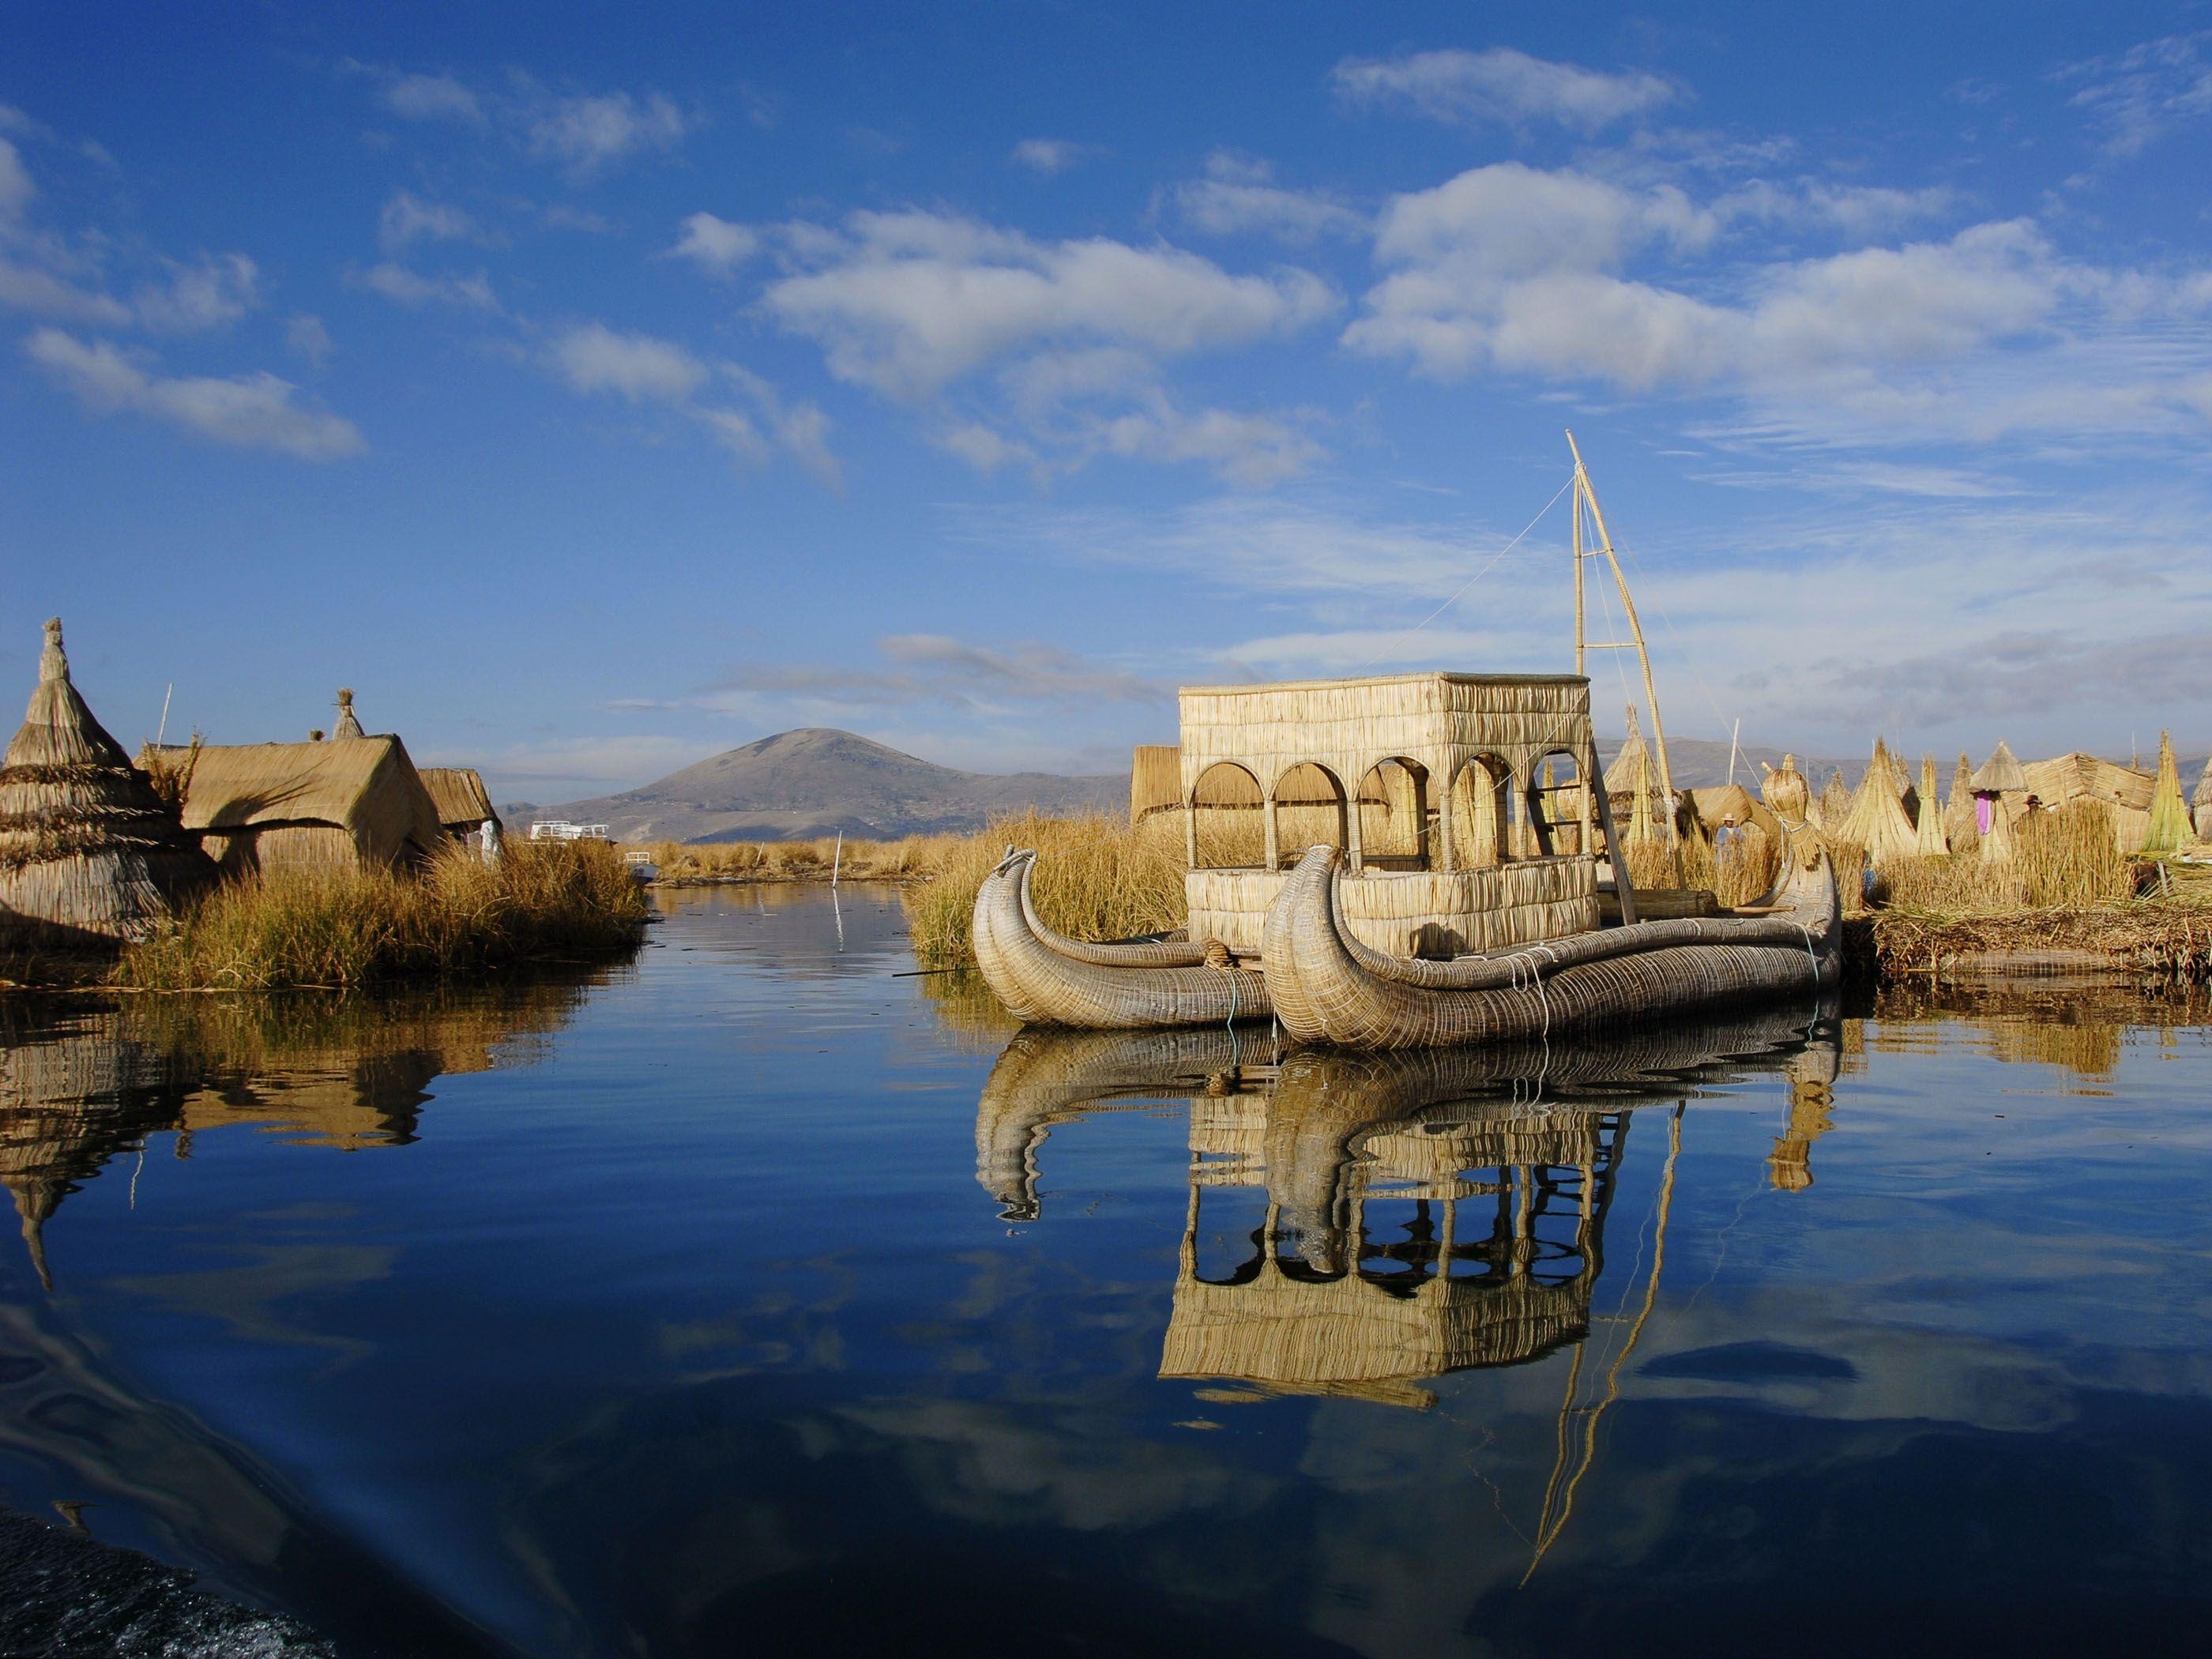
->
[1163,1070,1624,1410]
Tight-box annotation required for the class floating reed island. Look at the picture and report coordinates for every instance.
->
[0,621,643,991]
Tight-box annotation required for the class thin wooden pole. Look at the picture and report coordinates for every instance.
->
[831,830,843,888]
[1567,431,1677,841]
[1573,488,1586,677]
[1727,718,1740,788]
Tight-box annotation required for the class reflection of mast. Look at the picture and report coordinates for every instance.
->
[1567,431,1676,840]
[1526,1103,1683,1581]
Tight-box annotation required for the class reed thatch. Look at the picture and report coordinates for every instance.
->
[1129,743,1181,826]
[1943,753,1977,842]
[419,766,498,837]
[1913,755,1949,856]
[1971,739,2027,796]
[2194,753,2212,842]
[2019,751,2151,852]
[0,619,216,949]
[1761,754,1808,827]
[332,688,365,740]
[1836,756,1919,865]
[2145,730,2191,854]
[1812,769,1850,833]
[164,733,446,876]
[1981,791,2016,863]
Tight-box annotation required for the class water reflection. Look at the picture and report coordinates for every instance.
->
[975,1007,1841,1412]
[0,980,602,1291]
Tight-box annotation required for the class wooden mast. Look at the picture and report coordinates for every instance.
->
[1566,431,1677,841]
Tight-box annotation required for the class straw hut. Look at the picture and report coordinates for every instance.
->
[1969,741,2027,837]
[2194,754,2212,843]
[2145,731,2191,855]
[419,767,499,841]
[1834,753,1918,864]
[2019,752,2152,852]
[1760,754,1808,829]
[0,619,216,949]
[1913,755,1948,856]
[1941,752,1977,843]
[167,732,445,877]
[1128,744,1181,826]
[1603,705,1671,837]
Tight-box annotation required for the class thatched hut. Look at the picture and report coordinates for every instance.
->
[1834,754,1918,864]
[2194,754,2212,843]
[1969,740,2027,837]
[1811,769,1850,835]
[2145,731,2191,854]
[419,767,498,841]
[1603,705,1671,838]
[2020,752,2152,852]
[1943,752,1977,844]
[167,734,446,876]
[1913,755,1949,856]
[0,619,216,949]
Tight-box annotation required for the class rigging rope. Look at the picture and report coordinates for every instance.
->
[1355,473,1575,673]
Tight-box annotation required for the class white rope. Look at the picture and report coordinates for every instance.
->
[1356,474,1574,673]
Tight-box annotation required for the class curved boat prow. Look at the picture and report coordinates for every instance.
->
[972,849,1271,1029]
[1264,843,1838,1051]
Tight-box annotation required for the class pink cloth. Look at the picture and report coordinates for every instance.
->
[1976,795,1993,835]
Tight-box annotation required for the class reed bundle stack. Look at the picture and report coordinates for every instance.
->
[2019,751,2151,852]
[1914,755,1948,856]
[1761,754,1808,828]
[0,619,216,949]
[332,687,365,740]
[2195,754,2212,843]
[1603,705,1670,839]
[2145,731,2191,855]
[1835,749,1918,865]
[1812,769,1851,834]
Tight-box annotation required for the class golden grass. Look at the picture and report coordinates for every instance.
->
[901,811,1188,968]
[1619,822,1780,908]
[115,839,645,990]
[1877,800,2135,916]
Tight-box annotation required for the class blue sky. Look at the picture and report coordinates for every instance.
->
[6,2,2210,801]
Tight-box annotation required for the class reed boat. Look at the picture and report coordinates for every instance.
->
[972,848,1271,1029]
[1262,838,1839,1051]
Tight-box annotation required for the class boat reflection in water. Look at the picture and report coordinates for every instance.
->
[977,1008,1842,1413]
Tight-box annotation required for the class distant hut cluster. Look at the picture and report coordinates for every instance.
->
[0,620,503,953]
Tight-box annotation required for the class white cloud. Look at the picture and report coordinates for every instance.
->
[0,136,32,220]
[1333,47,1679,132]
[550,322,706,402]
[668,211,759,275]
[133,251,259,332]
[1170,152,1366,243]
[286,313,333,367]
[378,190,479,252]
[357,261,500,311]
[761,207,1337,397]
[381,73,485,125]
[26,328,365,459]
[2058,31,2212,155]
[0,256,130,325]
[1010,138,1091,175]
[1084,397,1326,488]
[935,421,1035,473]
[523,88,691,175]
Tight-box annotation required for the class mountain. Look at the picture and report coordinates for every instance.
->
[547,728,1123,844]
[1595,734,1857,791]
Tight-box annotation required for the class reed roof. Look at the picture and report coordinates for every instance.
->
[1835,758,1919,863]
[1971,740,2027,795]
[2021,752,2150,813]
[0,619,215,945]
[165,733,444,867]
[1129,743,1181,823]
[420,766,497,832]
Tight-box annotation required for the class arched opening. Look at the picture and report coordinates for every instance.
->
[1188,762,1265,869]
[1272,762,1347,869]
[1525,750,1589,857]
[1450,754,1512,868]
[1356,758,1432,871]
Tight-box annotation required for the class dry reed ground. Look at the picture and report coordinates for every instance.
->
[116,839,646,991]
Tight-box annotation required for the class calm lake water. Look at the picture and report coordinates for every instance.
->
[3,884,2210,1657]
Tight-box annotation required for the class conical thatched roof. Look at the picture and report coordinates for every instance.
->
[332,688,365,740]
[1604,705,1650,794]
[2145,730,2190,854]
[0,619,216,947]
[1981,792,2016,863]
[1811,769,1850,833]
[1943,752,1977,841]
[1836,755,1918,864]
[1971,739,2026,795]
[2195,753,2212,811]
[1914,755,1948,856]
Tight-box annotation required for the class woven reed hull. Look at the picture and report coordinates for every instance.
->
[1264,845,1839,1050]
[1187,857,1597,957]
[973,849,1271,1029]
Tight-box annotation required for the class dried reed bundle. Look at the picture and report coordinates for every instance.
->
[2146,730,2191,854]
[1914,755,1948,856]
